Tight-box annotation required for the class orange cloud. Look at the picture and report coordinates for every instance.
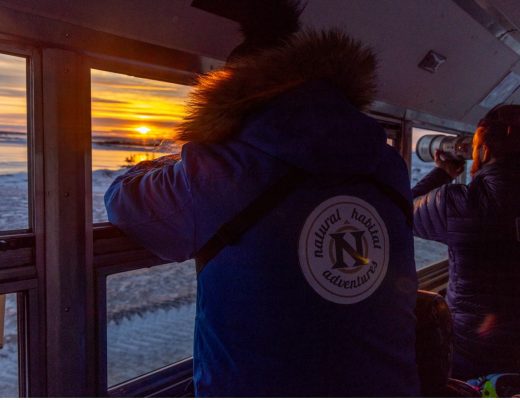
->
[91,69,191,140]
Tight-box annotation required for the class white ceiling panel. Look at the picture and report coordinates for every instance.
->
[301,0,519,125]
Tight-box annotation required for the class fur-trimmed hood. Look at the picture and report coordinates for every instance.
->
[178,29,378,143]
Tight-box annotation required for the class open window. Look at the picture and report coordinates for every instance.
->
[411,127,453,270]
[90,67,196,395]
[91,69,190,223]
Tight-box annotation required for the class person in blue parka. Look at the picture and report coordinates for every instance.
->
[105,1,420,396]
[413,104,520,380]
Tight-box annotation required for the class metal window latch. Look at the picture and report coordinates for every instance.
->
[0,236,35,251]
[0,240,9,251]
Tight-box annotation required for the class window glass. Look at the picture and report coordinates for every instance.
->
[0,53,28,231]
[0,293,19,397]
[411,128,451,269]
[90,69,191,223]
[106,261,196,387]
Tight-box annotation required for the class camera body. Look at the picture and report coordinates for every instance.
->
[416,134,473,162]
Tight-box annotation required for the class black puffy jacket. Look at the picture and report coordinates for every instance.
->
[413,159,520,375]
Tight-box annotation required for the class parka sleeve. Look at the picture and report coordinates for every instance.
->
[104,154,195,262]
[412,168,451,243]
[413,186,449,243]
[412,167,452,198]
[413,183,468,244]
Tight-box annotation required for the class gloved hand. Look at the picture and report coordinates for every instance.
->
[434,149,465,179]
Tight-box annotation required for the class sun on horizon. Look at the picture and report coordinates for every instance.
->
[91,69,192,141]
[135,126,151,135]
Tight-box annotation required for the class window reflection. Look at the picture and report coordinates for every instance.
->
[106,261,196,387]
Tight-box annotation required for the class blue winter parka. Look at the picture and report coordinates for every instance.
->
[105,30,420,397]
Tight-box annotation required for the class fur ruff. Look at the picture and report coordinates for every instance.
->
[178,30,378,143]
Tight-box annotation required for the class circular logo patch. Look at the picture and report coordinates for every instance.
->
[298,195,389,304]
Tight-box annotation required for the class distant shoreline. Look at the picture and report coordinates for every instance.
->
[0,131,179,148]
[0,130,26,135]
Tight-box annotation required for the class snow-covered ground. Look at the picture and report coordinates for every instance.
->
[92,169,125,222]
[0,294,18,397]
[105,261,196,386]
[0,141,198,394]
[0,143,453,395]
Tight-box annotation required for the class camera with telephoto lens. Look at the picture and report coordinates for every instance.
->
[416,134,473,162]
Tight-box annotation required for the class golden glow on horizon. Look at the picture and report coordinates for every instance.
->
[91,69,192,140]
[0,53,27,133]
[135,126,151,135]
[136,154,150,163]
[0,60,191,138]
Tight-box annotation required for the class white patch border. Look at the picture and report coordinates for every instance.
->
[298,195,389,304]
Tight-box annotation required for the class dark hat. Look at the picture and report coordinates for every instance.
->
[479,104,520,129]
[227,0,305,62]
[478,104,520,155]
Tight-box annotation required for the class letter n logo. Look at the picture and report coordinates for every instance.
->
[330,231,368,269]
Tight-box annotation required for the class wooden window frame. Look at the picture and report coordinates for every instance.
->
[0,4,215,395]
[0,40,45,397]
[93,225,194,396]
[368,112,454,284]
[88,60,198,395]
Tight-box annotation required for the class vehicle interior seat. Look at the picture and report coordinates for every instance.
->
[415,290,480,397]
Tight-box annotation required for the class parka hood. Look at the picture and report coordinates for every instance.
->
[178,29,386,174]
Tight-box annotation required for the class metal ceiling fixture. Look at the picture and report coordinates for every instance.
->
[418,50,447,73]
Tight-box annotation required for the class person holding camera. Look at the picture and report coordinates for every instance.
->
[413,104,520,379]
[105,0,421,396]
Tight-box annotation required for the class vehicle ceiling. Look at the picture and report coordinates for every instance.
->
[0,0,519,129]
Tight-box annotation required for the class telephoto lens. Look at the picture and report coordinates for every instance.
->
[416,135,472,162]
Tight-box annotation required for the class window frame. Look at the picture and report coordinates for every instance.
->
[93,225,195,395]
[88,60,198,395]
[0,4,217,395]
[406,121,473,285]
[94,237,194,396]
[368,111,474,291]
[0,40,45,397]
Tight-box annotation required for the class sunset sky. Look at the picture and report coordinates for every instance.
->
[0,52,191,140]
[0,53,27,133]
[91,69,191,140]
[1,52,448,147]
